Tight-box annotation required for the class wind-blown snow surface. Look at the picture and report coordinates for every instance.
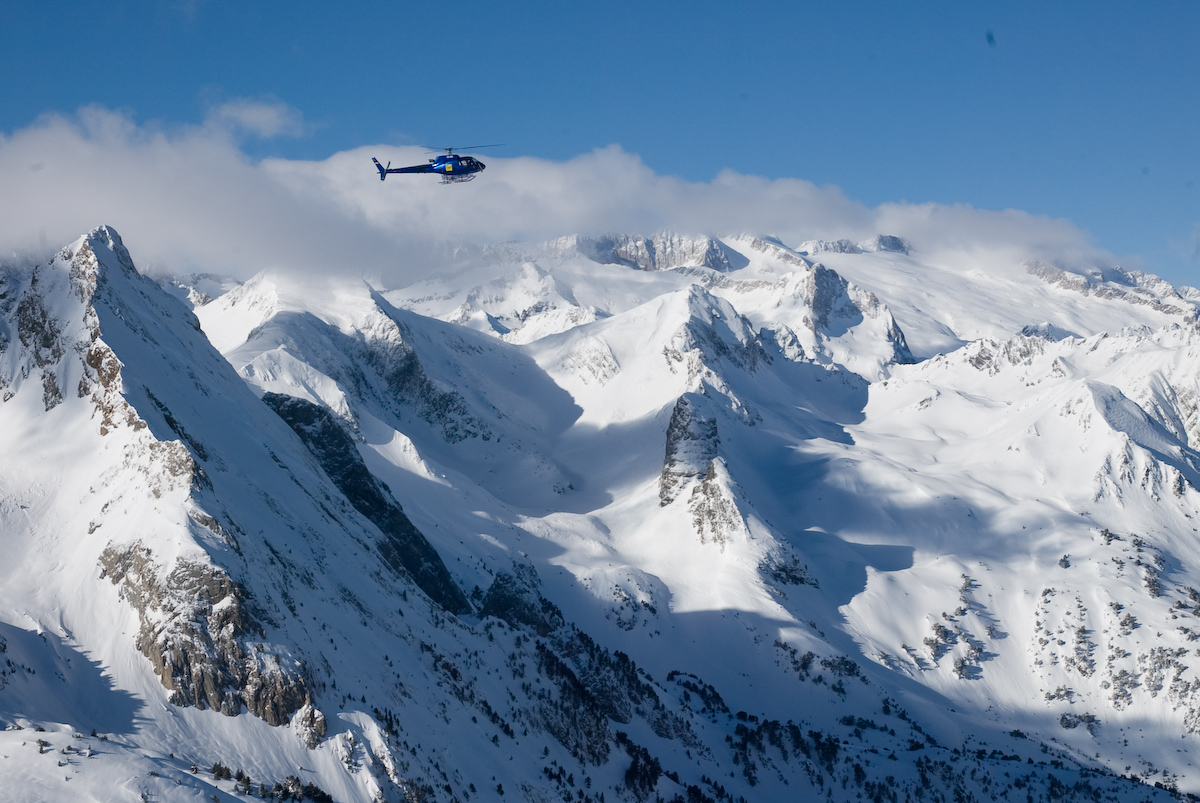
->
[4,227,1200,802]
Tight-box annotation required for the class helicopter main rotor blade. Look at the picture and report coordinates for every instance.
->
[420,144,505,154]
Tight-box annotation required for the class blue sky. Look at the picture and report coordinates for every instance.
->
[2,1,1198,284]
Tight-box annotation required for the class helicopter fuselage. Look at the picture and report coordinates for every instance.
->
[373,154,486,183]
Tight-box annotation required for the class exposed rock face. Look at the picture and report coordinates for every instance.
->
[688,459,748,548]
[653,260,912,377]
[585,233,740,272]
[758,322,808,362]
[15,289,64,368]
[881,307,916,365]
[99,541,310,725]
[807,264,862,333]
[860,234,910,254]
[262,392,472,615]
[962,334,1049,376]
[41,371,62,410]
[797,234,908,256]
[1,263,69,406]
[343,299,491,444]
[292,698,328,748]
[662,287,770,381]
[806,264,915,366]
[1027,260,1194,319]
[659,395,719,506]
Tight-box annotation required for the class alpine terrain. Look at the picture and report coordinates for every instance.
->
[6,225,1200,802]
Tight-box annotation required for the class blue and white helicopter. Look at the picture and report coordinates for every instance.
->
[373,145,500,184]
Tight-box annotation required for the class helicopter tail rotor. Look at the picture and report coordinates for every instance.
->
[372,158,390,181]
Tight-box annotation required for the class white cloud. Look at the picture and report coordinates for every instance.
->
[873,201,1116,273]
[0,106,1117,287]
[206,98,305,139]
[0,107,406,278]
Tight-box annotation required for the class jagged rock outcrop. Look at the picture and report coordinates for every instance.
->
[687,260,912,377]
[292,698,328,749]
[1026,260,1195,319]
[688,459,748,548]
[584,233,741,272]
[758,322,808,362]
[806,264,915,366]
[659,394,719,506]
[2,261,71,410]
[15,287,64,369]
[662,286,770,377]
[262,392,472,615]
[797,234,909,256]
[807,264,862,332]
[961,334,1050,376]
[99,541,309,725]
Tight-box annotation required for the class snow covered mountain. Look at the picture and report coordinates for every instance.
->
[4,225,1200,802]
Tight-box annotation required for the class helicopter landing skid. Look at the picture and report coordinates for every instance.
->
[440,173,477,184]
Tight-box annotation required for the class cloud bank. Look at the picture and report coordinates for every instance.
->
[0,104,1118,286]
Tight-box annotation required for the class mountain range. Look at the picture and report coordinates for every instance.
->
[3,224,1200,802]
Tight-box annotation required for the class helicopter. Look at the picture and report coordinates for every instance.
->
[373,145,501,184]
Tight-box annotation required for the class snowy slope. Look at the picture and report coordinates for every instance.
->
[2,225,1196,803]
[829,327,1200,763]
